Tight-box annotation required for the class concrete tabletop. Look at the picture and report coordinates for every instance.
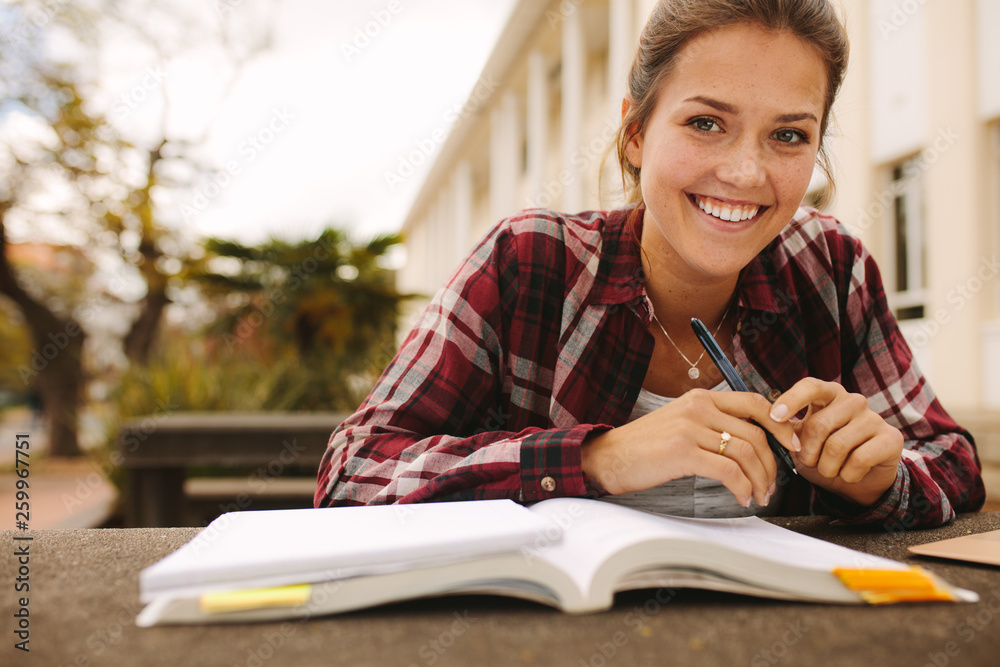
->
[2,513,999,667]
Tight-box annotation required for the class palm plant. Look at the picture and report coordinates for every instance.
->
[188,228,413,411]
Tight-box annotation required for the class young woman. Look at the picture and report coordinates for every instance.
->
[315,0,984,528]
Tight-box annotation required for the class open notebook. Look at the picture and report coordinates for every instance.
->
[136,497,977,626]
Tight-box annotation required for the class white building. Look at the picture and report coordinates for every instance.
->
[397,0,1000,418]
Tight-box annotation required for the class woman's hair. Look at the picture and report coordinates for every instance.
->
[613,0,849,208]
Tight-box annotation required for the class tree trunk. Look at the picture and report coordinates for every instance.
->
[123,283,170,364]
[123,145,171,366]
[0,218,84,457]
[34,333,84,457]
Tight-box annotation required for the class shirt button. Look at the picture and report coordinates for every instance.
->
[540,476,557,492]
[768,389,782,402]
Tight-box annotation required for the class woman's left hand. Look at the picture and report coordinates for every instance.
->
[768,378,904,508]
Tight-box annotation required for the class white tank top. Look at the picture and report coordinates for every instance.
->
[599,383,783,518]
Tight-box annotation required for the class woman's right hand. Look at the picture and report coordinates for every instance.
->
[580,389,800,508]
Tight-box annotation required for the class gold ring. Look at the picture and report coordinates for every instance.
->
[718,431,731,455]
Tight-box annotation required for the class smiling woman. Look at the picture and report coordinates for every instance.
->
[623,24,825,289]
[314,0,985,530]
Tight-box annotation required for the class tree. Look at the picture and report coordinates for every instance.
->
[190,228,412,410]
[0,69,109,456]
[0,0,274,455]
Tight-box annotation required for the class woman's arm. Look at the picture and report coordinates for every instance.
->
[314,218,607,507]
[774,234,985,527]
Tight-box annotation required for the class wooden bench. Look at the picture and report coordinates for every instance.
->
[118,412,350,527]
[118,409,1000,526]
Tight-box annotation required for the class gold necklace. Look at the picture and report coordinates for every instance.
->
[650,297,734,380]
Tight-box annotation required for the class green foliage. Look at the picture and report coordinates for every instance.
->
[108,340,307,417]
[188,227,413,411]
[96,335,311,490]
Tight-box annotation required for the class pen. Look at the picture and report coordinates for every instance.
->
[690,317,798,474]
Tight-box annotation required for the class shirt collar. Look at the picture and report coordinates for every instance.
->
[738,245,786,314]
[738,216,804,316]
[591,205,648,307]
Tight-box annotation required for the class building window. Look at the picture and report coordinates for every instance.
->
[886,156,926,321]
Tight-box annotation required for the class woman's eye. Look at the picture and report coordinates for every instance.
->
[690,117,721,133]
[773,129,808,144]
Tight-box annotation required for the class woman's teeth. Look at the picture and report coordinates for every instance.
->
[694,195,760,222]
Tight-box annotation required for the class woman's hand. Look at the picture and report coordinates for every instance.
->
[581,389,799,508]
[768,378,904,508]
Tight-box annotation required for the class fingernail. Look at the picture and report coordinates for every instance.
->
[769,481,776,495]
[763,493,771,506]
[770,404,789,422]
[743,497,752,508]
[792,433,802,452]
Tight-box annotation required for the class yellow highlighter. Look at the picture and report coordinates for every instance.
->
[199,584,313,614]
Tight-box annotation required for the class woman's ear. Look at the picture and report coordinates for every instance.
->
[621,98,642,169]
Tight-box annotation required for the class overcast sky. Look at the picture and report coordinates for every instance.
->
[102,0,518,246]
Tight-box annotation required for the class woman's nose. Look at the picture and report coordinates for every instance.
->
[716,141,766,189]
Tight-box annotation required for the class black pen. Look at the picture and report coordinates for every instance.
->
[690,317,798,474]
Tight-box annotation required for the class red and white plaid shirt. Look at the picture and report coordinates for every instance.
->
[315,206,984,527]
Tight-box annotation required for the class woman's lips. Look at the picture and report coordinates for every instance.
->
[690,193,767,222]
[687,194,770,230]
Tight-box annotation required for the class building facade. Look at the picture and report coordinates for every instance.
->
[397,0,1000,413]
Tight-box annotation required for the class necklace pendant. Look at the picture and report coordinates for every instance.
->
[688,367,700,380]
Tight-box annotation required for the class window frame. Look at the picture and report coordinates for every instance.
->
[883,155,927,321]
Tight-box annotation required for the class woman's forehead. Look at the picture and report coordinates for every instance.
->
[660,23,828,117]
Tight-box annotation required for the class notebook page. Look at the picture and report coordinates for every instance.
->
[526,498,904,599]
[141,499,552,597]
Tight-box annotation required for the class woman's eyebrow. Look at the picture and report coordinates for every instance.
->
[776,112,819,123]
[684,96,818,124]
[685,95,737,114]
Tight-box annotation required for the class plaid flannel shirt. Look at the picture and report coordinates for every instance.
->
[315,206,984,527]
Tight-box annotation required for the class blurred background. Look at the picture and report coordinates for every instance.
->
[1,0,997,527]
